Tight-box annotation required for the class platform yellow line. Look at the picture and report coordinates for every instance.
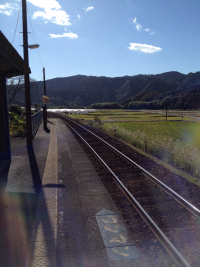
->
[26,119,58,267]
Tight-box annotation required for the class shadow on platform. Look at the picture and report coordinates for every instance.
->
[43,183,65,188]
[0,141,56,266]
[44,126,50,133]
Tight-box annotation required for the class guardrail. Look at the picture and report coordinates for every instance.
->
[32,110,43,138]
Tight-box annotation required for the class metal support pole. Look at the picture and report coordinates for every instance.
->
[22,0,32,145]
[0,75,11,160]
[43,67,46,95]
[43,67,47,130]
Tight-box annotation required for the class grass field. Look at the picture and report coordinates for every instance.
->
[68,109,194,122]
[64,109,200,178]
[106,121,200,148]
[100,121,200,178]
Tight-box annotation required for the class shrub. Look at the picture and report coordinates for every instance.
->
[9,119,26,136]
[9,110,26,136]
[89,102,121,109]
[9,104,22,116]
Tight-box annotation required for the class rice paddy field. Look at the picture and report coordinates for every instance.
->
[66,110,200,178]
[106,121,200,148]
[68,109,196,122]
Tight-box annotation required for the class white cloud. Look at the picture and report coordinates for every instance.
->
[77,14,81,20]
[85,6,94,12]
[33,9,70,25]
[0,4,6,9]
[132,18,137,23]
[136,23,142,31]
[132,17,142,31]
[49,32,78,38]
[27,0,71,25]
[0,10,11,15]
[128,43,162,54]
[0,3,18,9]
[132,18,155,34]
[27,0,61,9]
[0,3,18,15]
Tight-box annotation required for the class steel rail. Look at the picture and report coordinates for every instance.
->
[58,116,190,267]
[58,114,200,220]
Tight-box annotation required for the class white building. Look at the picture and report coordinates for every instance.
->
[47,109,97,114]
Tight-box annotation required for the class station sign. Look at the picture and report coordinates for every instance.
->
[42,95,49,104]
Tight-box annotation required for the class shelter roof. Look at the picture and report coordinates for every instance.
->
[0,30,31,78]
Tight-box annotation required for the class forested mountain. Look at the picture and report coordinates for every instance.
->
[153,71,200,85]
[12,71,200,108]
[122,88,200,110]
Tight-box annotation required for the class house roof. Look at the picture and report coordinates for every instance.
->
[0,30,31,78]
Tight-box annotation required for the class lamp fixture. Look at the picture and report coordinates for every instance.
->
[20,44,40,49]
[28,44,40,49]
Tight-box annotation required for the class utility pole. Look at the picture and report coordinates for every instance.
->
[166,106,168,121]
[43,67,47,130]
[22,0,32,145]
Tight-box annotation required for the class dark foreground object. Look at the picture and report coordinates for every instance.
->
[0,121,51,266]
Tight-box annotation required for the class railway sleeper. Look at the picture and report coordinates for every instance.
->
[165,231,200,245]
[136,197,175,205]
[129,189,168,197]
[152,217,199,229]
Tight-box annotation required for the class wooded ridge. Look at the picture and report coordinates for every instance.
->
[11,71,200,108]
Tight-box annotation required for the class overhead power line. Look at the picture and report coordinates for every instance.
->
[27,3,44,68]
[36,70,43,81]
[12,5,21,45]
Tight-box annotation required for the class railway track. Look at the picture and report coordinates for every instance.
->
[49,113,200,267]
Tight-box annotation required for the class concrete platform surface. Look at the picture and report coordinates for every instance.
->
[0,118,149,267]
[0,120,51,267]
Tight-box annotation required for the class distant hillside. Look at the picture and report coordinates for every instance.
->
[33,75,131,107]
[123,87,200,110]
[12,71,200,108]
[153,71,200,85]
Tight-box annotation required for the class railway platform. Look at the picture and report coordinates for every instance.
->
[0,118,149,267]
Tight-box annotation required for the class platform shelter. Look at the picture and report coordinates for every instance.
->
[0,30,31,161]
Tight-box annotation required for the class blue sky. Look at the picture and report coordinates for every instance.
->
[1,0,200,80]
